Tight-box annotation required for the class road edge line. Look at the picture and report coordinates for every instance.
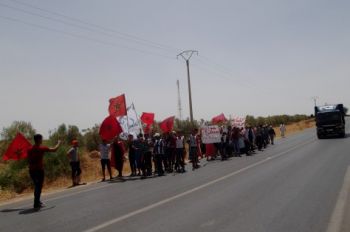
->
[84,138,315,232]
[326,166,350,232]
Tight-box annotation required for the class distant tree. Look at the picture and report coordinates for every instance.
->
[0,121,36,159]
[83,125,101,151]
[0,121,36,141]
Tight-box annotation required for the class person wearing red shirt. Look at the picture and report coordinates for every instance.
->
[27,134,61,210]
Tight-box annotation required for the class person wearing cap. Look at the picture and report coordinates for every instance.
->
[67,140,82,186]
[153,133,165,176]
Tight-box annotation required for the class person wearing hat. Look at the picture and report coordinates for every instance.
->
[67,140,82,186]
[153,133,165,176]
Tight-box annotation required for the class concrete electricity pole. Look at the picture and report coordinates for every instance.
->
[177,50,198,123]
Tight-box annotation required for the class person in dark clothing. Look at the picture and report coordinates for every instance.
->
[142,134,153,177]
[268,125,276,145]
[255,126,264,151]
[127,134,137,176]
[153,133,166,176]
[220,132,228,160]
[134,134,145,176]
[112,138,125,178]
[27,134,61,210]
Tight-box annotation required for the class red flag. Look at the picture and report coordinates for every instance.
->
[212,113,227,124]
[141,112,155,126]
[160,116,175,133]
[3,133,32,161]
[99,116,123,141]
[108,94,127,118]
[110,141,125,168]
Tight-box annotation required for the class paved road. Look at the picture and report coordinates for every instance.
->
[1,124,350,232]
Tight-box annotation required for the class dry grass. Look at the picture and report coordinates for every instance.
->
[0,119,315,203]
[274,119,315,138]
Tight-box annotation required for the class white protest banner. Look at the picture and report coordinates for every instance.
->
[201,125,221,144]
[118,103,143,137]
[232,116,246,128]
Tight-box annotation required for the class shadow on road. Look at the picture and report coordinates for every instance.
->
[1,206,55,215]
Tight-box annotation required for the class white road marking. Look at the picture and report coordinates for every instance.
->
[84,138,316,232]
[326,166,350,232]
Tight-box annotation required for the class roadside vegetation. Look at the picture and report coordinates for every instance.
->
[0,114,313,200]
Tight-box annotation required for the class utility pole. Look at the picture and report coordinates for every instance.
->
[311,96,319,107]
[176,80,183,120]
[177,50,198,123]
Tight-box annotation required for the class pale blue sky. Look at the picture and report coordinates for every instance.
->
[0,0,349,136]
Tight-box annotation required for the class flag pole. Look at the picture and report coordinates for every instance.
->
[132,103,144,136]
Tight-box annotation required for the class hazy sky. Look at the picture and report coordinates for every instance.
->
[1,0,349,136]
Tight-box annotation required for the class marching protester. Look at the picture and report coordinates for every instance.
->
[99,140,113,181]
[255,126,263,151]
[111,137,125,178]
[175,132,186,173]
[245,126,256,153]
[268,125,276,145]
[220,132,228,160]
[153,133,166,176]
[27,134,61,210]
[134,134,144,176]
[127,134,137,177]
[188,129,200,170]
[67,140,82,186]
[280,124,286,138]
[142,134,153,177]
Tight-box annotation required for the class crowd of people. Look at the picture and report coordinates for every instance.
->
[27,124,287,210]
[91,124,286,181]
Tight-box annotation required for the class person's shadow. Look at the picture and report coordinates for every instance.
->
[0,206,55,215]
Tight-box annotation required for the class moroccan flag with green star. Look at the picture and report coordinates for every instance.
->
[2,133,32,160]
[108,94,127,118]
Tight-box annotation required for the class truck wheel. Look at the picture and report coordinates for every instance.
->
[340,132,346,138]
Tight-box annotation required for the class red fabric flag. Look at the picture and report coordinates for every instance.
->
[2,133,32,161]
[110,141,125,168]
[99,116,123,141]
[141,112,155,126]
[108,94,127,118]
[160,116,175,133]
[212,113,227,124]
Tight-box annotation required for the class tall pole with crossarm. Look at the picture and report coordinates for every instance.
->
[177,50,198,123]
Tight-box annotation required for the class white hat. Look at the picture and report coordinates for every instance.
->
[154,133,160,137]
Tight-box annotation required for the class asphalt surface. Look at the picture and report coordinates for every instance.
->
[1,124,350,232]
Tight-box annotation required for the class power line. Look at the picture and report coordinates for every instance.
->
[194,55,271,94]
[2,0,180,53]
[0,15,176,60]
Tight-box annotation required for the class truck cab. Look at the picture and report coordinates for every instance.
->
[315,104,345,139]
